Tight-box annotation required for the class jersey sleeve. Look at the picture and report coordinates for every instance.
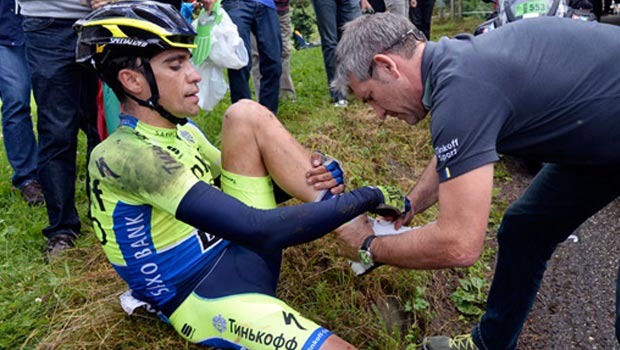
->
[176,182,384,251]
[183,119,222,179]
[430,75,512,182]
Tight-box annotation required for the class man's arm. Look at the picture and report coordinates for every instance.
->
[402,156,440,225]
[337,163,494,269]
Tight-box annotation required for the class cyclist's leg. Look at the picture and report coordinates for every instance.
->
[213,157,356,350]
[220,99,333,203]
[169,244,357,350]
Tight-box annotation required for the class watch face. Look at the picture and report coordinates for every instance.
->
[358,250,374,267]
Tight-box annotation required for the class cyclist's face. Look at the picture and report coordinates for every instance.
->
[151,49,201,117]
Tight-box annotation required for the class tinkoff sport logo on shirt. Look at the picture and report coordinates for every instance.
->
[435,138,459,179]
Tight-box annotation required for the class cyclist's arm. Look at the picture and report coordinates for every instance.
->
[176,182,383,251]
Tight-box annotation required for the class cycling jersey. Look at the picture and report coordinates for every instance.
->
[89,114,226,310]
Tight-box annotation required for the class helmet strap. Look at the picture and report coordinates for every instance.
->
[125,58,188,126]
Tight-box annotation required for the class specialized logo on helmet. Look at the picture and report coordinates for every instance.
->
[110,37,148,47]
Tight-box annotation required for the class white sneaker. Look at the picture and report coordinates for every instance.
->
[333,99,348,107]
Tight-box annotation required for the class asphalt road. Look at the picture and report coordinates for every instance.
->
[519,197,620,349]
[490,157,620,349]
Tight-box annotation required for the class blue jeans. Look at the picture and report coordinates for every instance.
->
[22,17,100,239]
[222,0,281,115]
[473,163,620,349]
[311,0,360,102]
[0,43,38,189]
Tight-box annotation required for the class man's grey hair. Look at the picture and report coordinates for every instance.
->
[332,12,424,96]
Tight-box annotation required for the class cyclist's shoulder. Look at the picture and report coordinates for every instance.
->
[90,126,183,183]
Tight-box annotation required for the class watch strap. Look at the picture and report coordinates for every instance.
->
[361,234,377,252]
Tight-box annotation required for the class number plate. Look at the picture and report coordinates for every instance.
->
[513,0,548,17]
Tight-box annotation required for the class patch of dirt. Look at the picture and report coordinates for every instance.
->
[495,157,620,349]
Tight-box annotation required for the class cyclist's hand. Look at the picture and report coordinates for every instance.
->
[371,186,412,219]
[399,204,415,228]
[306,151,345,196]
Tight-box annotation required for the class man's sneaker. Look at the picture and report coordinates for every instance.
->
[44,233,75,264]
[423,334,479,350]
[333,99,348,108]
[20,180,44,206]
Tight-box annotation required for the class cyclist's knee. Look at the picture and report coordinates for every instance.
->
[224,99,271,126]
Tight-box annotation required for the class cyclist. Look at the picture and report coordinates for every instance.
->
[74,2,406,349]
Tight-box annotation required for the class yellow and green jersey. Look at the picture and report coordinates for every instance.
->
[88,114,229,309]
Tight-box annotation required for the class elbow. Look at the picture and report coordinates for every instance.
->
[245,228,272,251]
[243,226,283,252]
[444,238,483,268]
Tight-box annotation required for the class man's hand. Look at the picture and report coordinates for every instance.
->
[361,0,375,13]
[335,215,374,260]
[399,197,415,228]
[196,0,217,14]
[306,152,345,198]
[371,186,412,219]
[89,0,112,10]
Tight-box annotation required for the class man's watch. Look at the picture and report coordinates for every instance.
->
[358,235,377,268]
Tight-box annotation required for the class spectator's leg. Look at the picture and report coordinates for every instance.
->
[278,11,296,100]
[473,164,620,350]
[23,17,86,239]
[79,67,101,157]
[592,0,603,18]
[255,4,282,115]
[250,33,261,97]
[333,0,361,100]
[384,0,407,16]
[420,0,435,39]
[312,0,340,102]
[409,4,426,38]
[222,0,255,104]
[0,43,38,189]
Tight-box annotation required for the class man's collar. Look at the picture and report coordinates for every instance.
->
[420,41,435,110]
[422,71,433,110]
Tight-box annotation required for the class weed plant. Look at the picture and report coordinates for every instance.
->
[0,17,513,350]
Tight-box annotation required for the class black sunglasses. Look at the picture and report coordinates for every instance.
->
[367,28,424,77]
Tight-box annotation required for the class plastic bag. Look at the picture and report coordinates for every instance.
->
[196,60,228,111]
[192,2,222,66]
[192,5,248,111]
[208,8,248,69]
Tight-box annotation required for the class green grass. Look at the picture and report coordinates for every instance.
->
[0,17,511,350]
